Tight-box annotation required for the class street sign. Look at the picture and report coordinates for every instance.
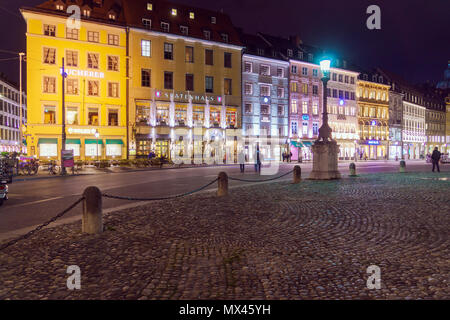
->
[61,150,74,168]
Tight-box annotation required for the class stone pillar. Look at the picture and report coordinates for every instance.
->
[293,165,301,184]
[399,160,406,173]
[82,186,103,234]
[309,141,341,180]
[349,162,356,176]
[217,172,228,197]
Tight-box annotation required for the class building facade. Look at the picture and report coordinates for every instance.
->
[423,92,446,154]
[0,77,27,154]
[388,90,404,159]
[21,0,128,161]
[356,74,390,160]
[241,37,289,162]
[327,67,359,160]
[127,0,243,162]
[446,96,450,154]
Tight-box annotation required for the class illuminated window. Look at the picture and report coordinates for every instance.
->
[108,110,118,126]
[88,108,99,125]
[147,3,153,11]
[44,24,56,37]
[224,78,232,95]
[185,46,194,63]
[291,99,298,113]
[302,83,308,94]
[291,82,298,93]
[260,85,270,96]
[312,101,318,115]
[87,31,99,42]
[108,82,119,98]
[66,28,79,40]
[44,106,56,124]
[109,13,116,20]
[190,12,195,19]
[171,9,177,16]
[43,47,56,64]
[66,50,78,67]
[43,77,56,93]
[108,34,119,46]
[87,53,99,69]
[302,101,308,114]
[211,16,216,24]
[66,79,78,95]
[83,9,90,17]
[66,107,78,125]
[141,40,151,57]
[107,56,119,71]
[56,4,64,11]
[87,81,99,96]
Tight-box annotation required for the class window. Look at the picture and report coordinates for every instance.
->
[260,85,270,96]
[66,107,78,125]
[312,85,318,95]
[190,12,195,19]
[291,65,297,74]
[313,122,318,135]
[260,64,270,76]
[66,50,78,67]
[107,56,119,71]
[291,82,298,92]
[277,87,284,98]
[87,53,99,69]
[180,25,188,35]
[261,105,270,115]
[43,77,56,93]
[88,108,99,125]
[244,62,252,73]
[302,67,308,76]
[88,31,99,42]
[224,78,232,95]
[302,122,308,135]
[244,103,252,114]
[224,52,232,68]
[350,77,355,84]
[108,82,119,97]
[44,24,56,36]
[185,46,194,63]
[278,105,284,116]
[142,19,151,29]
[205,49,213,65]
[345,91,349,99]
[313,69,318,77]
[312,101,318,115]
[332,73,337,81]
[185,74,194,91]
[108,34,119,45]
[161,22,170,32]
[291,99,298,113]
[302,101,308,114]
[171,8,177,16]
[287,49,293,57]
[245,82,252,95]
[344,75,349,83]
[141,40,151,57]
[43,47,56,64]
[308,53,313,62]
[141,69,151,87]
[56,4,64,10]
[277,68,284,78]
[298,51,303,59]
[221,33,229,42]
[108,110,119,126]
[291,121,298,135]
[109,13,116,20]
[211,16,216,24]
[85,81,99,97]
[205,76,213,93]
[204,30,211,40]
[302,83,308,94]
[83,9,90,17]
[338,74,343,82]
[147,3,153,10]
[164,72,173,89]
[338,90,343,99]
[66,79,78,95]
[257,48,264,55]
[66,28,78,40]
[164,43,173,60]
[44,106,56,124]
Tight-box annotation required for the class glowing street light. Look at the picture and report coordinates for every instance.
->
[316,58,333,142]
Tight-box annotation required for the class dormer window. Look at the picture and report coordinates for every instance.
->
[161,22,169,33]
[109,13,116,20]
[142,19,151,29]
[308,53,313,62]
[189,12,195,19]
[147,3,153,11]
[171,9,177,16]
[221,33,228,42]
[180,26,188,35]
[287,49,293,57]
[56,4,64,11]
[83,9,91,17]
[204,30,210,40]
[298,51,303,59]
[257,48,264,55]
[211,16,216,24]
[343,60,347,68]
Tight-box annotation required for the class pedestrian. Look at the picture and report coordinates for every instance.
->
[431,147,441,172]
[238,150,245,173]
[289,151,292,163]
[282,152,285,162]
[254,148,261,173]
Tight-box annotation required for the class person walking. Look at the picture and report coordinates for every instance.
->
[254,148,261,173]
[238,150,245,173]
[289,151,292,163]
[431,147,441,172]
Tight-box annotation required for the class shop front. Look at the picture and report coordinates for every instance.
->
[358,139,387,160]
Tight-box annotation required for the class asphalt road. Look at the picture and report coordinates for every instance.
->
[0,160,447,239]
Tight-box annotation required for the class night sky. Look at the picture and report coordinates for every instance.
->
[0,0,448,88]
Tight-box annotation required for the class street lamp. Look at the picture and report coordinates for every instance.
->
[317,59,332,142]
[95,130,100,164]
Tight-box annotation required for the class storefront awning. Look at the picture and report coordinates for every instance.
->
[290,141,304,148]
[302,141,313,147]
[106,139,124,145]
[38,138,58,145]
[66,139,81,145]
[85,139,103,145]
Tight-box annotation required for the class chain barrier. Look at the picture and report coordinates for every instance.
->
[228,169,294,183]
[102,178,219,201]
[0,197,85,252]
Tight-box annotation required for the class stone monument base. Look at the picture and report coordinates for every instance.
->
[309,140,341,180]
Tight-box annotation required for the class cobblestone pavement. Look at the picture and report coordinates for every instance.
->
[0,172,449,300]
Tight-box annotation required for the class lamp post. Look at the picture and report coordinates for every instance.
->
[317,59,333,142]
[61,58,67,176]
[95,130,99,164]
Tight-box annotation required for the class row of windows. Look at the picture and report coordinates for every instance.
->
[291,82,319,95]
[243,103,286,116]
[244,62,286,77]
[290,100,320,115]
[0,100,26,118]
[291,121,320,136]
[42,77,119,97]
[404,105,426,117]
[146,2,217,24]
[43,106,119,126]
[44,24,120,45]
[331,73,355,84]
[43,48,120,71]
[244,83,286,98]
[0,128,19,141]
[359,106,388,119]
[327,105,357,116]
[141,40,233,67]
[357,88,388,101]
[0,115,20,129]
[290,65,319,77]
[326,88,356,100]
[0,84,26,104]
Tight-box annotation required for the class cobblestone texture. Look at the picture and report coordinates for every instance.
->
[0,172,449,300]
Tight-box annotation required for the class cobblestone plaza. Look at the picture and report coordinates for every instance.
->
[0,171,448,300]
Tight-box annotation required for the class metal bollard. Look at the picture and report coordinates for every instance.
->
[349,162,357,176]
[293,165,301,184]
[82,186,103,234]
[217,172,228,197]
[399,160,406,173]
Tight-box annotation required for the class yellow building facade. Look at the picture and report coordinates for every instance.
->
[128,30,242,161]
[446,95,450,154]
[21,9,128,161]
[357,80,390,159]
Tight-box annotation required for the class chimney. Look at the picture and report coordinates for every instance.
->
[289,35,302,47]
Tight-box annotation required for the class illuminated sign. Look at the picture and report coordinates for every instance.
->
[154,90,222,103]
[339,99,344,106]
[368,140,380,145]
[371,120,377,126]
[68,128,97,135]
[60,68,105,79]
[302,115,310,120]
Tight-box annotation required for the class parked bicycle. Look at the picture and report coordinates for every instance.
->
[48,160,60,175]
[19,159,39,176]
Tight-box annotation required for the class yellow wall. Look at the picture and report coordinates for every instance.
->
[22,11,127,160]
